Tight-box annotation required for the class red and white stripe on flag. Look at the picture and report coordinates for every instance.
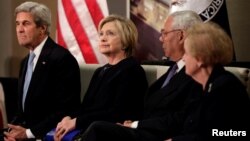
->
[57,0,109,65]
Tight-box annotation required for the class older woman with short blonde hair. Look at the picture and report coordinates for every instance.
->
[173,22,250,140]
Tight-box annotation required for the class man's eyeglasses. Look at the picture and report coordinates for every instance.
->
[160,29,182,38]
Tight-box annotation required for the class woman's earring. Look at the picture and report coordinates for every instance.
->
[122,46,127,50]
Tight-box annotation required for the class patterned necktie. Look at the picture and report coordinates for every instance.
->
[22,52,35,110]
[161,63,178,88]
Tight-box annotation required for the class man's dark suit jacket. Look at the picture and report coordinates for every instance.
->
[15,37,81,138]
[75,57,148,131]
[135,65,202,140]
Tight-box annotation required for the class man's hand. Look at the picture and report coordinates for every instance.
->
[3,133,16,141]
[116,120,133,128]
[4,124,27,141]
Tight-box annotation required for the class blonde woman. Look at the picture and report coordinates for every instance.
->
[54,15,148,141]
[169,22,250,140]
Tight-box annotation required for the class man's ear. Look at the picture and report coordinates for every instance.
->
[40,25,47,34]
[179,31,185,44]
[179,32,183,40]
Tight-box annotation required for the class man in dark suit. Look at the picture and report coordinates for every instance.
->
[79,10,203,141]
[3,1,81,141]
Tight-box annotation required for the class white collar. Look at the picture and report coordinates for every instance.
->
[176,59,185,72]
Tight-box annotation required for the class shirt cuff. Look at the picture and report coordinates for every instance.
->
[26,129,35,138]
[131,121,139,128]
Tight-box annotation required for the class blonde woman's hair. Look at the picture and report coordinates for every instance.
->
[185,21,233,66]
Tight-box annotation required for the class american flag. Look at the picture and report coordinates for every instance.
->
[57,0,109,65]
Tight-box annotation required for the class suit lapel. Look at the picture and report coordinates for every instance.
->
[24,37,54,108]
[145,68,187,113]
[146,64,177,97]
[18,56,29,108]
[161,68,186,95]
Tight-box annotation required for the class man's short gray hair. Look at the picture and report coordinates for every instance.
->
[170,10,202,30]
[15,1,51,35]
